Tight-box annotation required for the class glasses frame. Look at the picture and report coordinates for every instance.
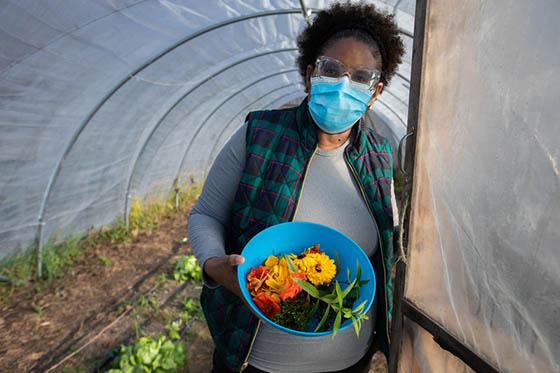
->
[313,55,382,93]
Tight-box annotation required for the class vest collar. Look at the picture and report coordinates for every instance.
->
[295,96,368,155]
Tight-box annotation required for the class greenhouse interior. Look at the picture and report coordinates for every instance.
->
[0,0,558,372]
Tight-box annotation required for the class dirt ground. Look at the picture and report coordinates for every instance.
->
[0,202,387,373]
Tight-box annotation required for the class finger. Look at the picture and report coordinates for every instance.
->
[227,254,245,266]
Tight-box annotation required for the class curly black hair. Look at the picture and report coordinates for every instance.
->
[296,1,405,86]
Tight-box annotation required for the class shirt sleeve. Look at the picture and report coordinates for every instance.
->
[187,121,248,288]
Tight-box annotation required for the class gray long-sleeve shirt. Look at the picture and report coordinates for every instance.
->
[188,120,399,372]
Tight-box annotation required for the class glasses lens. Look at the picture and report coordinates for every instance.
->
[352,69,375,85]
[318,58,344,78]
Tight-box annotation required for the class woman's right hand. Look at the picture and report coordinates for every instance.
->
[203,254,245,297]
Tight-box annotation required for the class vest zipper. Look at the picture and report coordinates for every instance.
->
[240,319,261,372]
[291,146,318,219]
[240,145,317,371]
[343,151,391,344]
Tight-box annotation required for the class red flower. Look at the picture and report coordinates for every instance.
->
[253,292,281,319]
[279,272,306,301]
[246,265,270,295]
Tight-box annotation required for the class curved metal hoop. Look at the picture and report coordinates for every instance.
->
[200,83,303,180]
[123,48,298,224]
[172,69,300,190]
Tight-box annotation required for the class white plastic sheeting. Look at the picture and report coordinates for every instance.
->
[0,1,414,259]
[400,0,560,372]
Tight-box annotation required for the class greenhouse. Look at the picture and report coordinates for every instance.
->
[0,0,558,372]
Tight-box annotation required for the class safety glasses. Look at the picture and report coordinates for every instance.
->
[314,55,381,92]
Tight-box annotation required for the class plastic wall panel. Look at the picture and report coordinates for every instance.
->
[0,0,413,260]
[398,317,474,373]
[128,53,299,198]
[402,0,560,371]
[177,73,300,179]
[44,24,301,242]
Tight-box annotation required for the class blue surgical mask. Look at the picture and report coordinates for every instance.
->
[308,76,372,134]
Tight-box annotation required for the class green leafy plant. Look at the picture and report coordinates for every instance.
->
[97,219,133,245]
[172,255,202,283]
[181,297,203,321]
[166,320,183,341]
[137,294,160,312]
[107,334,185,373]
[290,257,370,338]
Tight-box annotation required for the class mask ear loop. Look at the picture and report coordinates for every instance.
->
[365,80,382,113]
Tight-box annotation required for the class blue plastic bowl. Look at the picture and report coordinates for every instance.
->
[237,221,376,336]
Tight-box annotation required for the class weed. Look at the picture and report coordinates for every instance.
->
[117,298,134,315]
[155,272,168,286]
[99,255,112,267]
[31,302,44,318]
[0,182,202,299]
[0,246,35,282]
[133,319,142,340]
[0,234,84,284]
[97,219,132,245]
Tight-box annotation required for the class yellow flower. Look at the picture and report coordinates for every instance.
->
[264,255,279,268]
[293,251,336,286]
[265,257,290,293]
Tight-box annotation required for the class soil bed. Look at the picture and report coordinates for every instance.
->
[0,201,386,372]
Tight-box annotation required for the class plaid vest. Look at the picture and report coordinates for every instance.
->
[200,97,395,371]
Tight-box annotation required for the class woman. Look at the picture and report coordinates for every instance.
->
[188,2,404,372]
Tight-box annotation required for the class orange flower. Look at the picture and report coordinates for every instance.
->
[246,265,269,296]
[279,271,306,300]
[253,292,281,318]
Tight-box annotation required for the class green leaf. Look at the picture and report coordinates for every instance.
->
[293,278,320,298]
[346,267,351,283]
[356,260,362,283]
[353,299,367,314]
[335,281,343,307]
[340,278,357,299]
[319,293,337,304]
[152,353,162,369]
[335,251,340,270]
[351,315,360,337]
[137,342,159,365]
[342,307,352,319]
[332,311,342,339]
[285,255,298,272]
[314,304,331,332]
